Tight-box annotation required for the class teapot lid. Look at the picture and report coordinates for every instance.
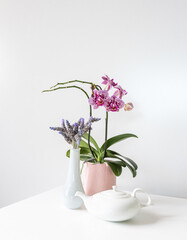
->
[100,186,131,199]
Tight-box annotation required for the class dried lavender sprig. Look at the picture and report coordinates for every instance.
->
[77,118,83,126]
[62,119,67,132]
[50,127,63,131]
[59,131,72,144]
[82,122,92,135]
[89,117,101,123]
[83,117,101,129]
[65,120,75,138]
[74,135,81,146]
[50,116,101,148]
[80,118,84,129]
[66,120,73,130]
[73,123,78,134]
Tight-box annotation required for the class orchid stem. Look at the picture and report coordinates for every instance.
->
[104,111,108,158]
[43,85,90,99]
[88,105,96,159]
[50,80,102,91]
[43,84,96,159]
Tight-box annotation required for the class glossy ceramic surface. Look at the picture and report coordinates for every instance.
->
[84,162,116,196]
[62,148,84,209]
[76,186,151,221]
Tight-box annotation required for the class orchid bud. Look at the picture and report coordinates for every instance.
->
[124,102,134,111]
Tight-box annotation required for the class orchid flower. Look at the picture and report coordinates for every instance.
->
[101,75,117,91]
[104,95,125,112]
[114,85,127,99]
[88,90,109,109]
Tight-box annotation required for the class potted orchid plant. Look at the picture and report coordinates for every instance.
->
[43,75,138,196]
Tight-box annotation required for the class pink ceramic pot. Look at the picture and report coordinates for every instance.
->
[84,162,116,196]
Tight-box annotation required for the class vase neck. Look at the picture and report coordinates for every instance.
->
[68,148,81,174]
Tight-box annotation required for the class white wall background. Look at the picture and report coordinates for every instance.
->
[0,0,187,207]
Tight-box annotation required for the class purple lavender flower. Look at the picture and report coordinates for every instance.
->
[80,118,84,129]
[62,119,67,131]
[50,127,63,131]
[88,116,101,123]
[73,123,78,133]
[50,117,100,148]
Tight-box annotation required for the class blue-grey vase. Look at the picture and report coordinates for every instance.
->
[62,148,84,209]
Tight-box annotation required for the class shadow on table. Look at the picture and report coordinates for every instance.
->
[117,211,174,226]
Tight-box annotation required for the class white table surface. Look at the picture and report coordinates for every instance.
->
[0,186,187,240]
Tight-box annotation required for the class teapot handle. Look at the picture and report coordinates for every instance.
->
[132,188,151,207]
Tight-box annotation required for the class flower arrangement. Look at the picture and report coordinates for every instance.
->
[50,117,100,149]
[43,75,138,177]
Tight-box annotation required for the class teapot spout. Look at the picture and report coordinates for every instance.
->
[75,191,90,203]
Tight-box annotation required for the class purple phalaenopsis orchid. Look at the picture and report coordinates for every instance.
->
[88,75,131,113]
[101,75,117,91]
[88,90,109,109]
[50,116,100,148]
[114,85,127,99]
[104,95,125,112]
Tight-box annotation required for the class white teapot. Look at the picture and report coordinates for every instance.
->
[75,186,151,222]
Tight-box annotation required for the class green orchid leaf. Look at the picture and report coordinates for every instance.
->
[79,139,90,148]
[82,133,100,152]
[104,161,122,176]
[80,154,94,160]
[81,159,96,163]
[79,139,99,159]
[97,152,104,162]
[66,146,91,158]
[66,149,70,158]
[104,159,125,167]
[80,147,92,155]
[100,133,138,152]
[106,150,138,170]
[104,151,137,177]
